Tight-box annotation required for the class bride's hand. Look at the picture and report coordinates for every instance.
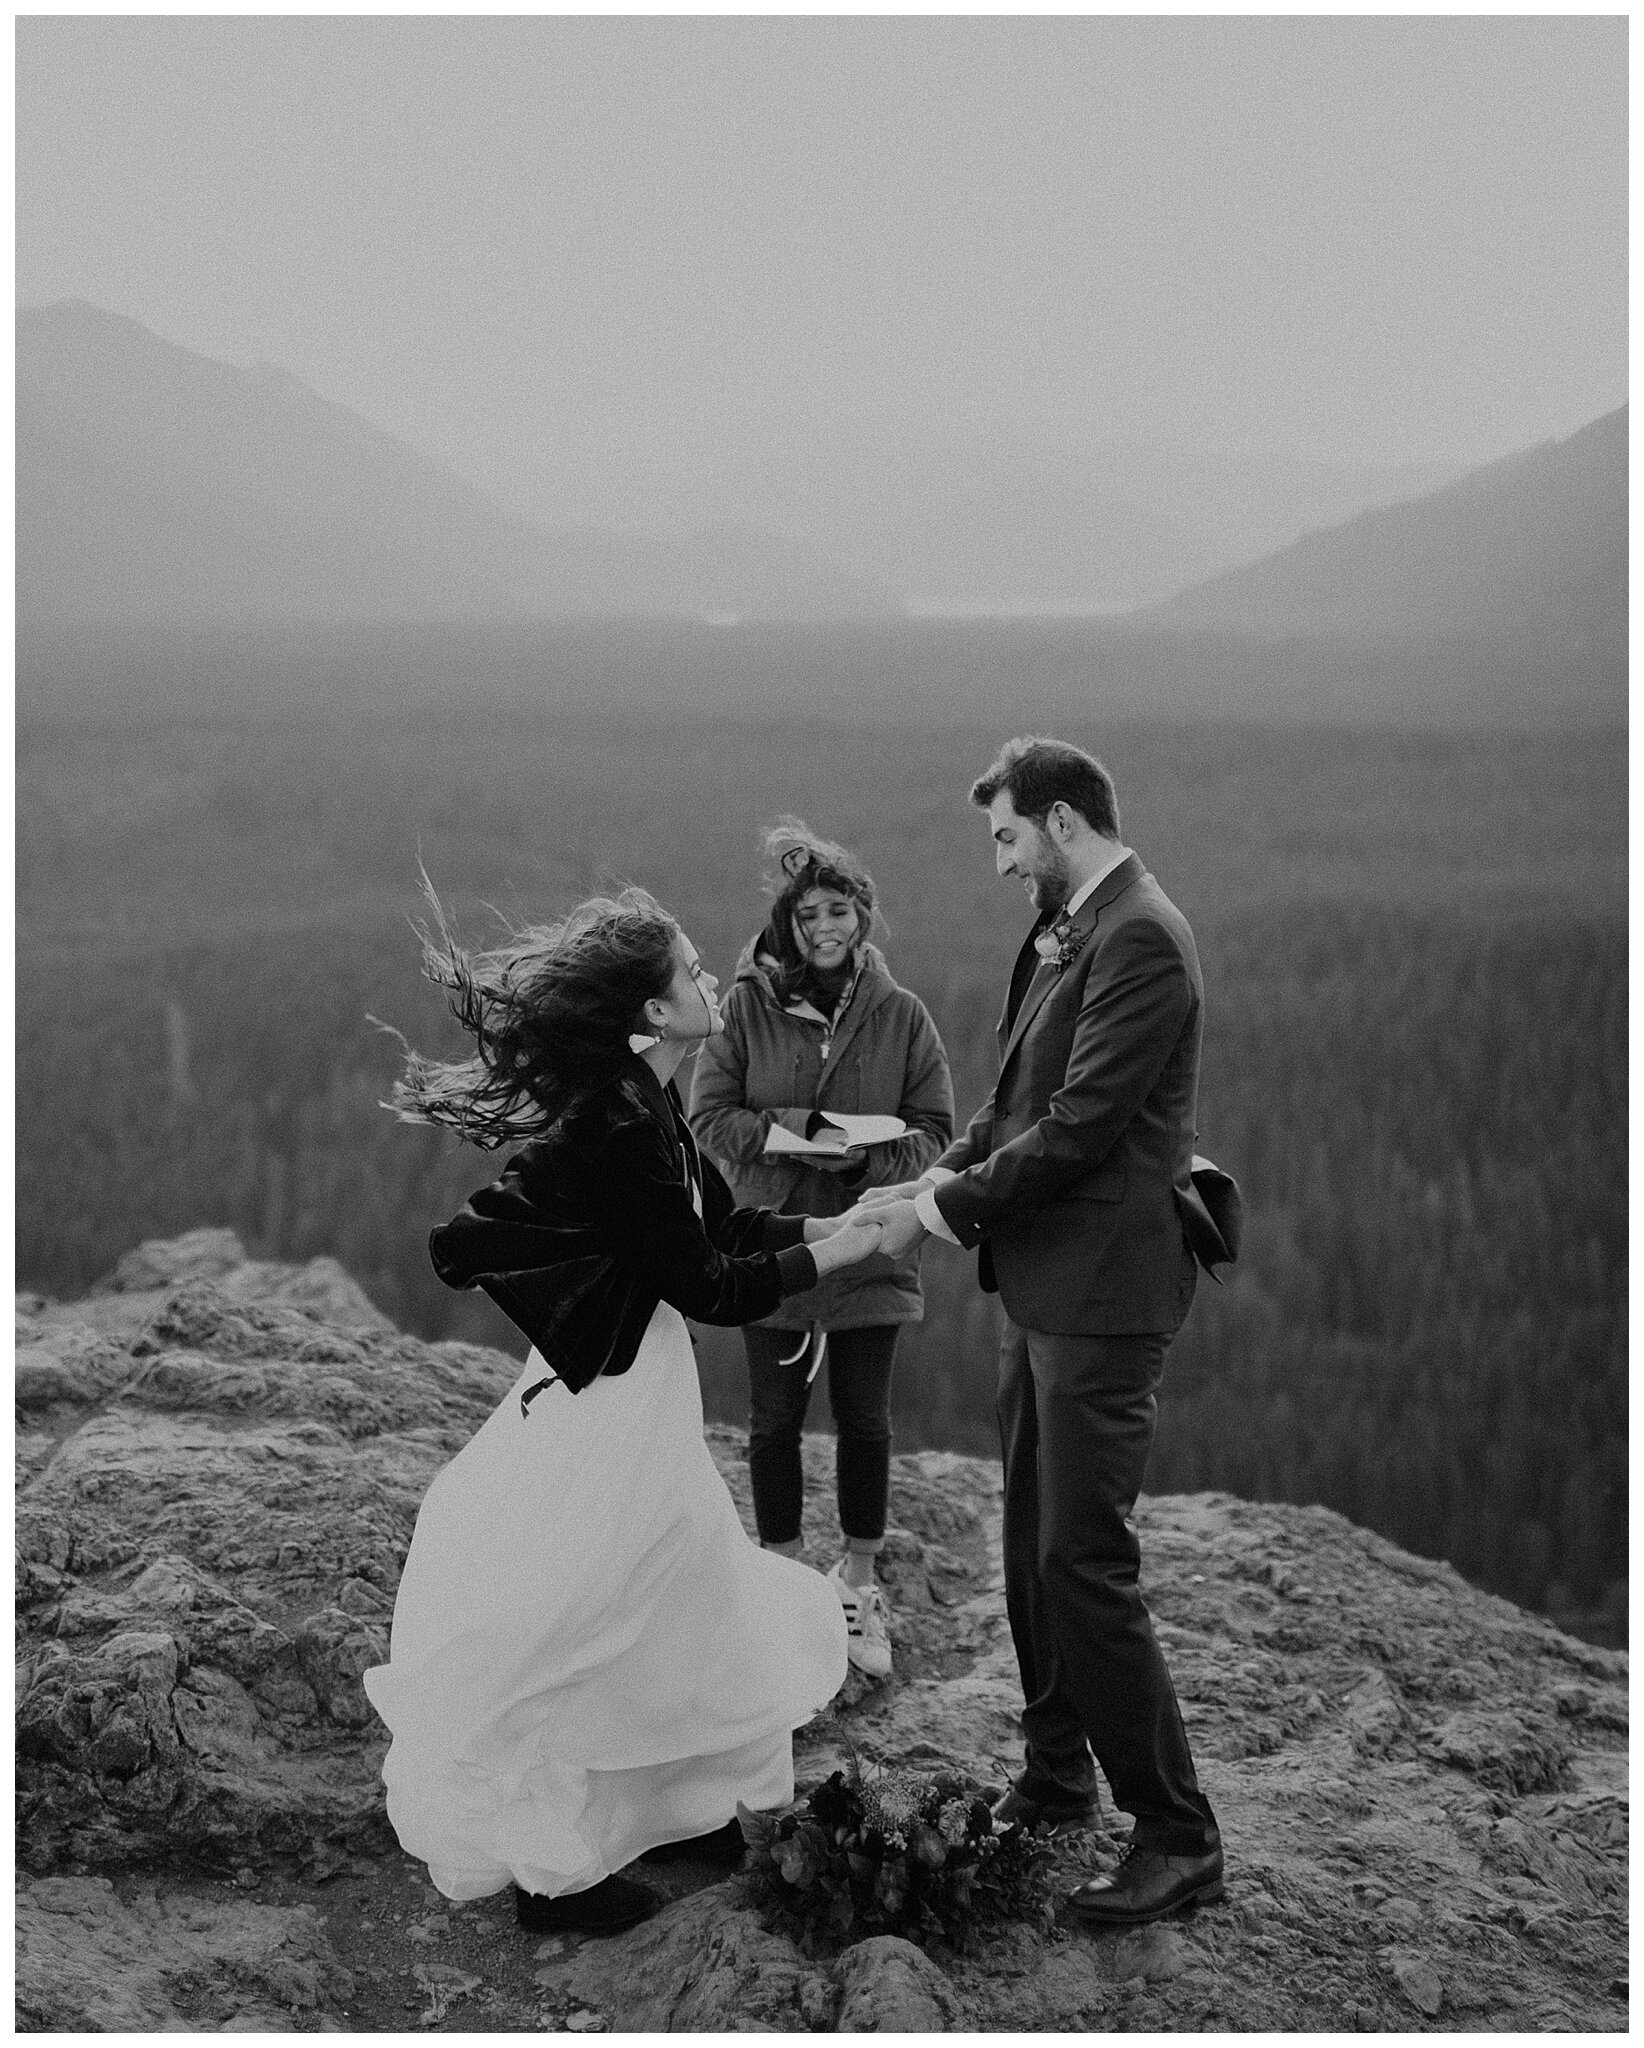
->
[809,1213,884,1275]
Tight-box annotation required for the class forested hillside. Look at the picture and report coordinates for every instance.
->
[15,702,1627,1643]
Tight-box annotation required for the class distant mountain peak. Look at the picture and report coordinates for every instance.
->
[1150,404,1626,659]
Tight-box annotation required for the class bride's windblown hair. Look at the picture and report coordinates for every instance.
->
[383,872,679,1147]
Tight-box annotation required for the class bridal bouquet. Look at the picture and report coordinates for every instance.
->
[737,1758,1055,1948]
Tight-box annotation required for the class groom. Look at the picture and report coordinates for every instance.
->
[858,736,1223,1926]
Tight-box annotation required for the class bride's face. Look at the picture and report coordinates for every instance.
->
[648,933,723,1041]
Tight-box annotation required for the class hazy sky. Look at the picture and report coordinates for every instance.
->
[17,15,1628,531]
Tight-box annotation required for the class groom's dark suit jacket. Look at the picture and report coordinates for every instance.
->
[932,852,1201,1336]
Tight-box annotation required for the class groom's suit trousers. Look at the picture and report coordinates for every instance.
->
[997,1319,1220,1857]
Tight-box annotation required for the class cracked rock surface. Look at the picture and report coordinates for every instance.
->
[15,1230,1629,2031]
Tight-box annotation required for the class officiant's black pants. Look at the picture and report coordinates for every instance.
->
[744,1323,898,1547]
[997,1321,1220,1857]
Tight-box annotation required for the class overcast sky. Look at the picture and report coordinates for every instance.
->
[17,15,1627,532]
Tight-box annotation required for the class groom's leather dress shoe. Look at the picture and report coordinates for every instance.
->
[1065,1842,1225,1926]
[992,1786,1101,1835]
[514,1873,659,1935]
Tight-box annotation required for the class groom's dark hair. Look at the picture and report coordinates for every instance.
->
[970,737,1121,838]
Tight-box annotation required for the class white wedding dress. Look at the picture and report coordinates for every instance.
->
[363,1298,848,1901]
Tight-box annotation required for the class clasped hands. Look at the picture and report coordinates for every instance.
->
[803,1176,932,1270]
[845,1176,933,1259]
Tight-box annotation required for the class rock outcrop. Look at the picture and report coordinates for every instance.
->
[16,1230,1629,2031]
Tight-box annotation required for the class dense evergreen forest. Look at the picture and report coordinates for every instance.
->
[16,699,1627,1644]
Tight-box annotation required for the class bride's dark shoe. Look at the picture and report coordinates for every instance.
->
[640,1818,747,1867]
[514,1873,659,1935]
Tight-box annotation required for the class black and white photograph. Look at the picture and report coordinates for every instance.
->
[14,12,1627,2032]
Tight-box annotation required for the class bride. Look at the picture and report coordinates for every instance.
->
[363,883,882,1935]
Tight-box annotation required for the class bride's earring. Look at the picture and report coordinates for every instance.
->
[629,1005,666,1055]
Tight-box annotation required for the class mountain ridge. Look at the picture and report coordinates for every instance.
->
[17,299,905,625]
[1151,405,1627,651]
[696,430,1470,612]
[16,297,1490,627]
[17,299,1624,727]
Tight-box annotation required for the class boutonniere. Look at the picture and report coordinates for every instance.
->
[1032,918,1091,974]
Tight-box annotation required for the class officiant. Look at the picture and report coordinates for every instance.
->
[690,820,953,1679]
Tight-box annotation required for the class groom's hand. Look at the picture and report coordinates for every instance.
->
[854,1177,930,1209]
[863,1197,928,1258]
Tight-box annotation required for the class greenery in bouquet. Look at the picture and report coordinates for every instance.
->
[737,1754,1057,1950]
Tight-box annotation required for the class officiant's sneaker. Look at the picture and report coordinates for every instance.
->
[827,1562,893,1679]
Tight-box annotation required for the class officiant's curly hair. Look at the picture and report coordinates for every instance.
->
[970,736,1121,838]
[380,871,680,1146]
[756,816,883,1005]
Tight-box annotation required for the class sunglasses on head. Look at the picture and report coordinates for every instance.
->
[777,846,868,909]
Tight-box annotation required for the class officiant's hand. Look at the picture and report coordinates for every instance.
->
[810,1148,867,1175]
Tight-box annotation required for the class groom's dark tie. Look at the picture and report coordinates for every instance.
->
[1007,927,1045,1030]
[1008,912,1066,1030]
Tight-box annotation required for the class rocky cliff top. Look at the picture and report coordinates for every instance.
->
[16,1230,1628,2031]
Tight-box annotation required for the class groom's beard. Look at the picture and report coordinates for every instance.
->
[1028,847,1074,917]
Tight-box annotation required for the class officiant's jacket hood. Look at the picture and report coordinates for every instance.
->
[689,937,955,1332]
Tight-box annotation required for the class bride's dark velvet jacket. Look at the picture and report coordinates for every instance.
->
[430,1060,818,1395]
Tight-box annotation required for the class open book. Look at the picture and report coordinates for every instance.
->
[764,1111,908,1159]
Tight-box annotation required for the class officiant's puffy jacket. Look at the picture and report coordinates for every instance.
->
[689,940,954,1330]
